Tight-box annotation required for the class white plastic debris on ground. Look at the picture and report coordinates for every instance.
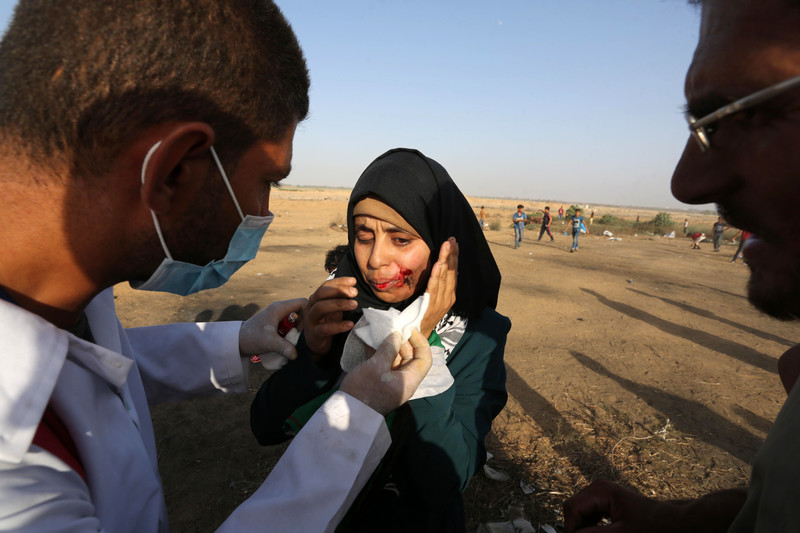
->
[476,518,536,533]
[483,464,511,482]
[476,502,557,533]
[664,231,676,238]
[476,455,559,533]
[602,230,613,237]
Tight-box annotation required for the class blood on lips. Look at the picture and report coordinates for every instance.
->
[373,267,414,290]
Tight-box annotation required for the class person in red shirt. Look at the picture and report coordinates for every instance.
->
[689,231,706,249]
[730,230,752,263]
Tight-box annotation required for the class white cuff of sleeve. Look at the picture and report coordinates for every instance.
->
[218,391,390,533]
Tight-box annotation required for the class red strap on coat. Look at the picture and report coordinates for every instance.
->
[32,405,87,482]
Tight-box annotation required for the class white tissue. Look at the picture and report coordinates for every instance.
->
[340,293,454,399]
[359,293,430,348]
[340,294,430,372]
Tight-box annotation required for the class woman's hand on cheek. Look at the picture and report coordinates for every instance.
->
[304,277,359,359]
[420,237,459,337]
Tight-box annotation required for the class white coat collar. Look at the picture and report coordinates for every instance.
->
[0,289,133,463]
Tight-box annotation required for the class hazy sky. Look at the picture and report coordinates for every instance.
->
[0,1,707,210]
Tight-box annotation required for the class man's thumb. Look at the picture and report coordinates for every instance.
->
[372,331,402,367]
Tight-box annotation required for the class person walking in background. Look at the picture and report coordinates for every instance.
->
[538,206,555,242]
[512,204,527,248]
[683,218,689,234]
[712,216,728,251]
[558,205,565,222]
[730,229,751,264]
[569,209,585,252]
[590,209,595,225]
[479,205,486,228]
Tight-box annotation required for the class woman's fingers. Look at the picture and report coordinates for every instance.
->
[304,277,358,355]
[426,237,459,300]
[432,237,458,307]
[307,277,357,307]
[443,237,459,295]
[419,238,459,336]
[306,297,357,321]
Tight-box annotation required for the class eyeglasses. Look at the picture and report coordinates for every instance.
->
[685,73,800,153]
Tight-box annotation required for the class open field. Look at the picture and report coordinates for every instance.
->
[114,187,799,531]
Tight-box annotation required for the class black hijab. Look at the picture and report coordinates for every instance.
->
[334,148,501,320]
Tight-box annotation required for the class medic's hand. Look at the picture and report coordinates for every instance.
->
[340,330,432,415]
[239,298,306,361]
[563,479,679,533]
[304,277,359,357]
[420,237,459,337]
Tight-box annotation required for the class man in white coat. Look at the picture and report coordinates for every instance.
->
[0,1,434,531]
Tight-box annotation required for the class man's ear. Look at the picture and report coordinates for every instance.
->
[139,122,216,215]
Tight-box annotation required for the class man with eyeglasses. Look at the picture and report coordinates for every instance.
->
[564,0,800,531]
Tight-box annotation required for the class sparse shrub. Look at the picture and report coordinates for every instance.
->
[489,219,501,231]
[651,212,673,227]
[566,204,582,217]
[599,214,617,224]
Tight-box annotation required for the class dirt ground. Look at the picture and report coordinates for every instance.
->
[114,187,799,531]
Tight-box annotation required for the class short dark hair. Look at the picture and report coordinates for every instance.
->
[544,206,550,210]
[324,244,349,274]
[517,204,524,209]
[0,0,309,180]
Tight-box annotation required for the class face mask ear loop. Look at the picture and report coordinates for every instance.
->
[141,140,173,260]
[209,146,245,221]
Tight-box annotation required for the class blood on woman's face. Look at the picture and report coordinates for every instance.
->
[353,214,431,304]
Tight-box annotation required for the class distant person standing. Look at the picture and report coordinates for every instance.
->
[538,206,555,242]
[683,218,689,235]
[590,209,595,225]
[512,204,527,248]
[730,230,751,264]
[479,206,486,228]
[712,217,728,252]
[569,209,585,252]
[558,205,564,222]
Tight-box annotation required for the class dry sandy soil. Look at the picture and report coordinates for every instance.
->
[114,187,799,531]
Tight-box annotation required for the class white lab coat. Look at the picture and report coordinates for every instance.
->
[0,289,390,532]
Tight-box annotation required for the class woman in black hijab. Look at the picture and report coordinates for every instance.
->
[251,148,510,532]
[337,147,501,319]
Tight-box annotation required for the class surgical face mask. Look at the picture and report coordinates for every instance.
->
[130,141,273,295]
